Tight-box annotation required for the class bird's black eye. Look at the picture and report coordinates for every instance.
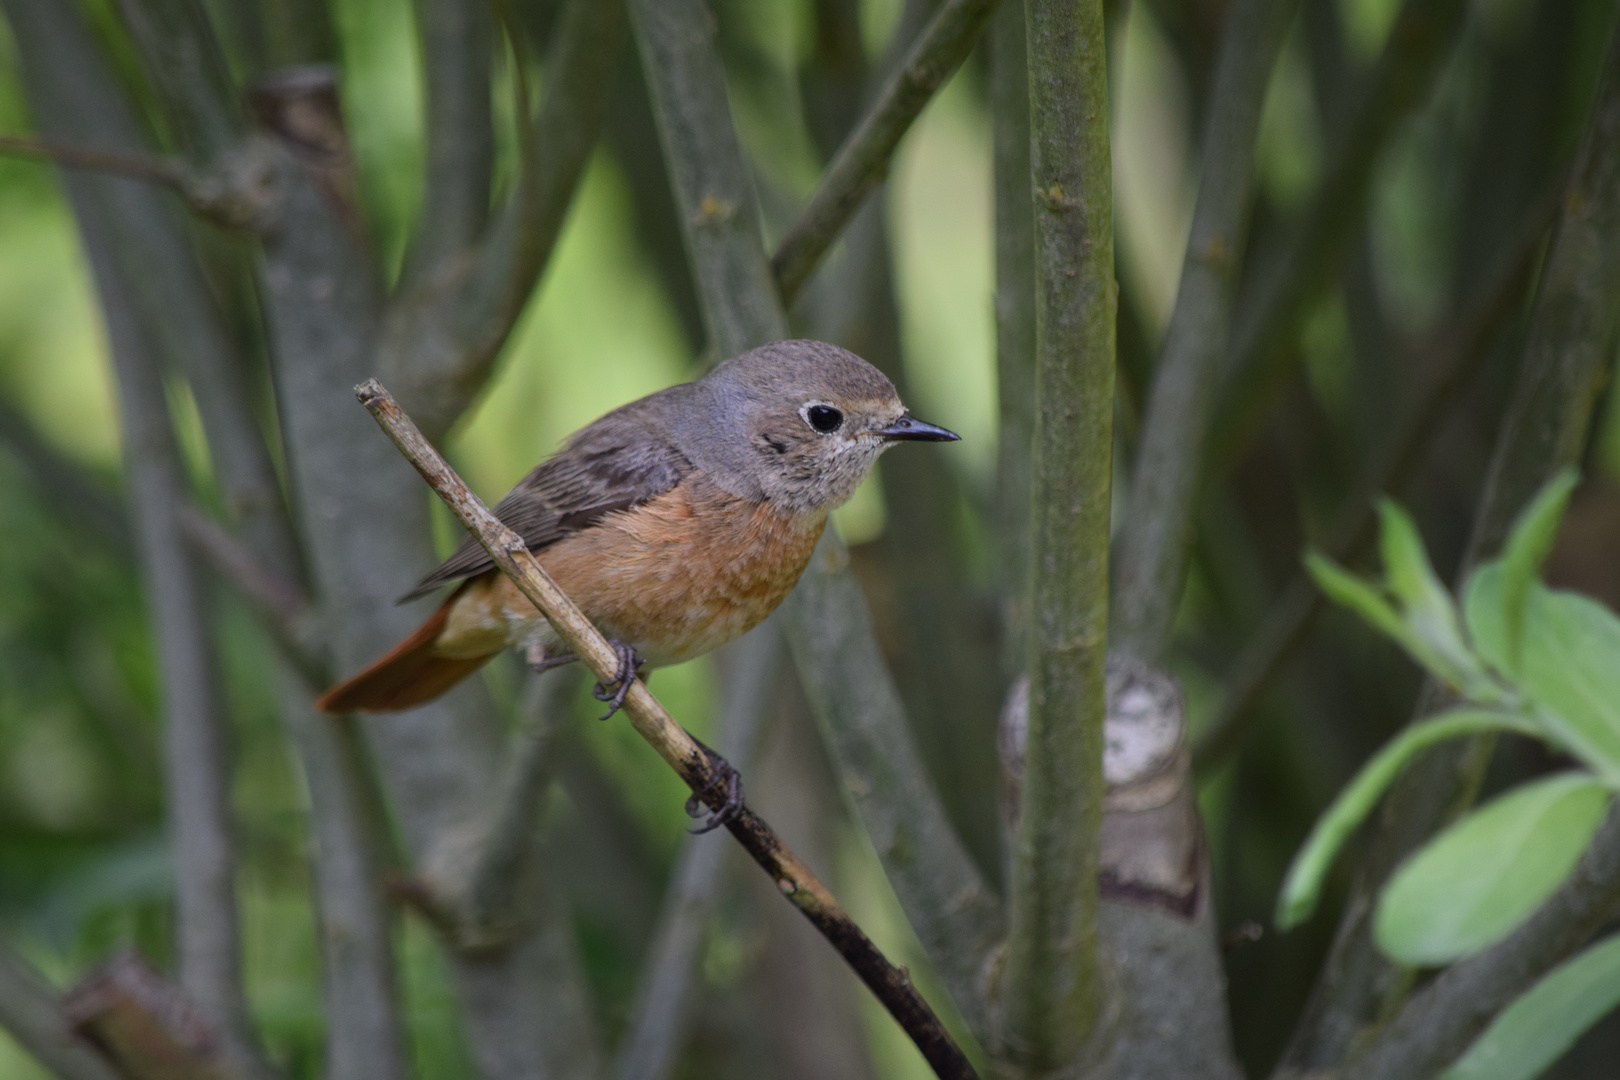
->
[805,404,843,433]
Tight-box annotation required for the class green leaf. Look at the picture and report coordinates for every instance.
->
[1441,932,1620,1080]
[1495,468,1579,663]
[1519,586,1620,785]
[1378,500,1481,692]
[1275,709,1540,930]
[1306,550,1470,689]
[1306,550,1405,639]
[1463,563,1512,675]
[1375,774,1610,966]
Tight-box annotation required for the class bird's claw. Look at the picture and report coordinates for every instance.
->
[685,743,744,834]
[591,640,642,720]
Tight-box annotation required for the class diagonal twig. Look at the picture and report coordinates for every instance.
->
[1192,175,1563,770]
[355,378,979,1080]
[770,0,1003,306]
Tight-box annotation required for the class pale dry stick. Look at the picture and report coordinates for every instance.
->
[355,379,979,1080]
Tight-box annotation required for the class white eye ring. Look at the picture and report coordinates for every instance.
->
[801,402,844,434]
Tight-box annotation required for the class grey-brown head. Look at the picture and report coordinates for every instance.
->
[671,339,958,516]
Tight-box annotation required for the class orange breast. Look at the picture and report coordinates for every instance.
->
[435,477,826,666]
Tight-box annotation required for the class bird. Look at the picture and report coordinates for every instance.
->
[316,339,958,750]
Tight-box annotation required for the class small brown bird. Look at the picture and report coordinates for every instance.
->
[317,339,958,723]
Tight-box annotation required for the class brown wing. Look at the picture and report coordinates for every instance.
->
[400,406,693,601]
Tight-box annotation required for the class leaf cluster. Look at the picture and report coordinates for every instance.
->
[1280,468,1620,1080]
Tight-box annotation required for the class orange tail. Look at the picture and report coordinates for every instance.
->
[316,591,496,714]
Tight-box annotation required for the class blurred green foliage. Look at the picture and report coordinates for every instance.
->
[0,0,1618,1075]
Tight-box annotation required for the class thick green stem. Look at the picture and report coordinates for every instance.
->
[1001,0,1115,1067]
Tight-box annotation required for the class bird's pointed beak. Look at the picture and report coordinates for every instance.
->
[875,413,961,442]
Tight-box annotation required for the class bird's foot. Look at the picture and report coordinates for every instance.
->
[684,740,745,834]
[526,643,578,674]
[591,640,643,720]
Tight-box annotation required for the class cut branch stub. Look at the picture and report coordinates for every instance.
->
[1001,657,1200,914]
[62,952,237,1080]
[353,378,980,1080]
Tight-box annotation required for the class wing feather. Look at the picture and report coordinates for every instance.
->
[400,406,693,601]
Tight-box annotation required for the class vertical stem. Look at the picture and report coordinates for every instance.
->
[1110,0,1299,664]
[1001,0,1115,1068]
[627,0,1004,1047]
[3,4,264,1075]
[991,0,1036,679]
[627,0,784,354]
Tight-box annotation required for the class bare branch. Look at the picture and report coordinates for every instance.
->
[0,949,123,1080]
[63,952,254,1080]
[380,0,627,439]
[613,625,782,1080]
[0,133,278,231]
[771,0,1003,306]
[999,0,1115,1066]
[357,378,979,1080]
[398,0,493,290]
[1110,0,1300,664]
[254,61,602,1080]
[0,133,192,185]
[176,503,331,689]
[6,5,268,1073]
[1210,0,1469,470]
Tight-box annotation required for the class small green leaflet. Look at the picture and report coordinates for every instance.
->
[1518,587,1620,787]
[1375,774,1611,966]
[1275,709,1539,930]
[1441,932,1620,1080]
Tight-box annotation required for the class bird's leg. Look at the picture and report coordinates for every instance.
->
[526,642,578,674]
[684,738,745,834]
[590,640,643,720]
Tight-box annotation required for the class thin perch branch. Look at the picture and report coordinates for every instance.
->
[770,0,1003,306]
[356,379,979,1080]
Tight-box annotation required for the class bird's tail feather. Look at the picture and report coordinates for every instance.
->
[315,593,495,713]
